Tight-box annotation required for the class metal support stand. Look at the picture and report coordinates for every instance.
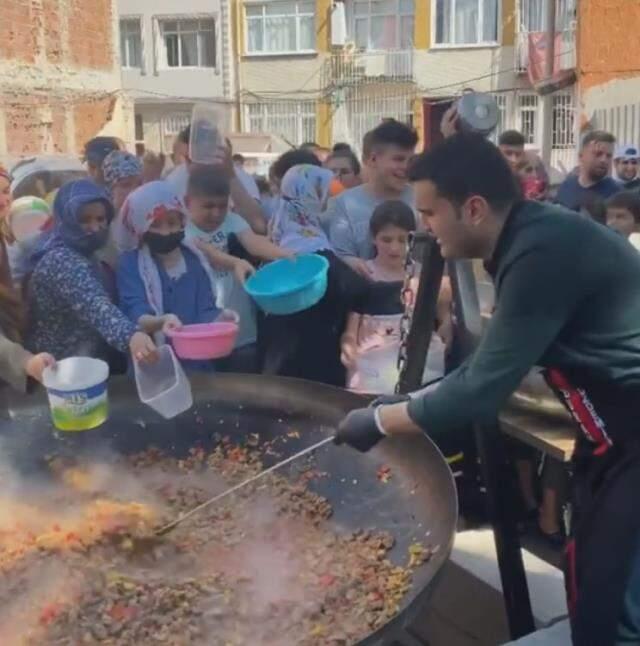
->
[398,239,535,640]
[397,233,445,394]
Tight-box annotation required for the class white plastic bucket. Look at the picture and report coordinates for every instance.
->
[134,345,193,419]
[42,357,109,431]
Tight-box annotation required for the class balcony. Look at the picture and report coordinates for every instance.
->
[322,49,415,91]
[515,0,576,75]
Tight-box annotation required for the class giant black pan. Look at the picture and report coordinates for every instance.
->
[0,374,457,645]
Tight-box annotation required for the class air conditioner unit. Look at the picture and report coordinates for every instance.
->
[331,2,347,47]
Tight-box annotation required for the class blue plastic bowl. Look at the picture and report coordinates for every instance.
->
[244,254,329,315]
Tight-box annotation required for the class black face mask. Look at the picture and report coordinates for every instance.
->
[143,230,185,255]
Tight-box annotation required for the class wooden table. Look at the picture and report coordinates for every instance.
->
[499,405,575,462]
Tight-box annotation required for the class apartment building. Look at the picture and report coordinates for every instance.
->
[232,0,577,177]
[118,0,235,155]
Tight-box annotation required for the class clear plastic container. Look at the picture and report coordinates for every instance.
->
[134,345,193,419]
[189,103,224,165]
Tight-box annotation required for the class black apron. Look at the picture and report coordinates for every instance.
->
[545,367,640,645]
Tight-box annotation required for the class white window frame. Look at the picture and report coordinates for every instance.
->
[157,16,217,70]
[431,0,501,49]
[245,101,316,146]
[351,0,415,51]
[244,1,316,56]
[120,16,143,69]
[517,92,539,146]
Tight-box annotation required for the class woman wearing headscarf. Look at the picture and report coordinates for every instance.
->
[27,179,157,366]
[115,182,228,372]
[262,164,402,386]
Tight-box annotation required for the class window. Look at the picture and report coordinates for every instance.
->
[517,93,539,144]
[552,92,574,149]
[247,101,316,146]
[435,0,498,45]
[353,0,415,50]
[246,1,315,54]
[163,113,191,136]
[120,18,142,68]
[490,93,509,143]
[519,0,576,33]
[160,19,216,68]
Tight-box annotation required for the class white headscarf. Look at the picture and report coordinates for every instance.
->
[115,181,223,331]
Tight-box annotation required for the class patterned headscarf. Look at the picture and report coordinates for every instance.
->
[115,181,186,251]
[34,179,113,259]
[271,164,336,254]
[102,150,143,191]
[115,181,221,322]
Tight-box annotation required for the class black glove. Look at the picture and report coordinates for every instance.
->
[369,394,410,408]
[334,408,385,453]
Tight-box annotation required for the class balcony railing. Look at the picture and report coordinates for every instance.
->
[322,49,415,91]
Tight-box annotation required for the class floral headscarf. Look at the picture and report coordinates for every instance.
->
[271,164,336,254]
[102,150,143,191]
[116,181,186,251]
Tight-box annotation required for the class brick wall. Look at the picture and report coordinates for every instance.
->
[0,0,121,157]
[0,0,38,64]
[68,0,114,70]
[579,0,640,92]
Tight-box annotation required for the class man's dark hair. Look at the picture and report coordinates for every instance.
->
[370,200,416,236]
[178,126,191,145]
[271,149,322,181]
[581,129,616,150]
[408,133,520,211]
[362,120,418,159]
[332,142,353,154]
[84,136,121,166]
[498,130,526,147]
[187,166,230,198]
[606,191,640,223]
[299,141,320,150]
[327,151,361,176]
[232,153,245,164]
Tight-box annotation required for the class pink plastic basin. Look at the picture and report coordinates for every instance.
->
[167,322,238,360]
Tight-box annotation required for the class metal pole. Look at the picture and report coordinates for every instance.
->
[541,0,557,167]
[397,234,445,394]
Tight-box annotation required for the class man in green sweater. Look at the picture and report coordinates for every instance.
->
[335,133,640,645]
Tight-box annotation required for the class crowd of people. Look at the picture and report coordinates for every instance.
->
[2,112,640,547]
[0,118,454,400]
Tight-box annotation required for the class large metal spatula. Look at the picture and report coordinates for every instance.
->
[155,436,333,536]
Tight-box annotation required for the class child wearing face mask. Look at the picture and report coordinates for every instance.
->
[340,200,447,393]
[115,182,229,372]
[27,179,157,366]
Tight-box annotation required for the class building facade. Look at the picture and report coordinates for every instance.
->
[118,0,235,155]
[0,0,133,161]
[232,0,577,177]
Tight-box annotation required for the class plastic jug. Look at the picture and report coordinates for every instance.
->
[189,103,224,165]
[134,345,193,419]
